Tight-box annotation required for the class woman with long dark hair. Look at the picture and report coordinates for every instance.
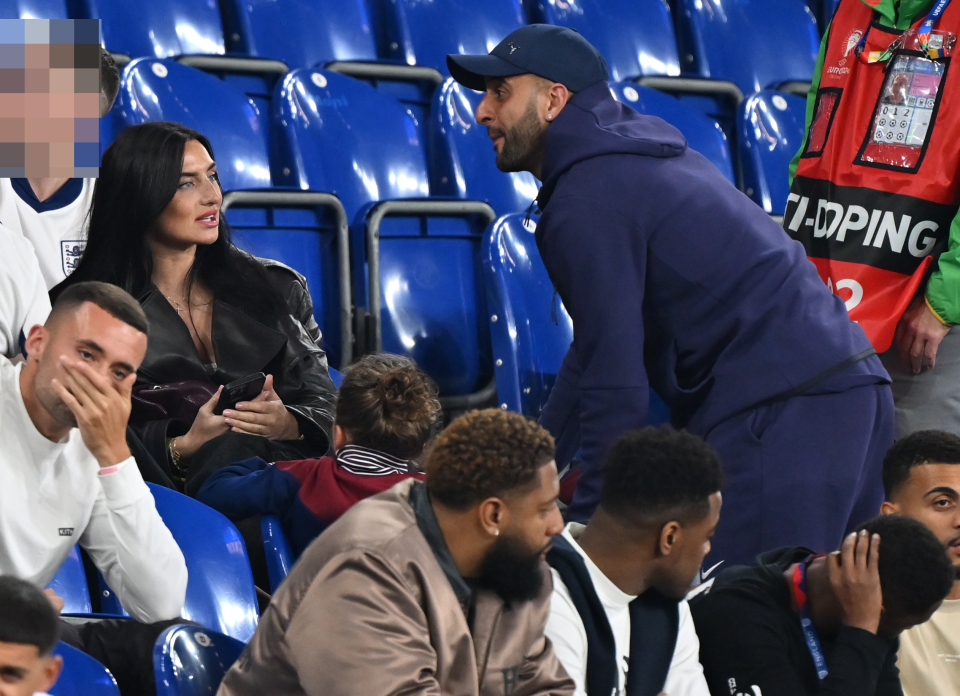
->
[52,122,336,489]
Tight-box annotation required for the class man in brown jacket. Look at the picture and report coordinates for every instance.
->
[218,408,573,696]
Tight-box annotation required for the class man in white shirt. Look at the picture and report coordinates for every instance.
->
[0,48,120,289]
[545,427,723,696]
[0,280,187,695]
[0,576,62,696]
[880,430,960,696]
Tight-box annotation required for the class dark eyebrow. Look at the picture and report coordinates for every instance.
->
[179,163,218,178]
[78,339,136,375]
[924,486,960,500]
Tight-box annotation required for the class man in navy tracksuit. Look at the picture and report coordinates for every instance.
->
[448,25,895,567]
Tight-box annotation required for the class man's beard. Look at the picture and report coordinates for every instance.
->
[474,533,548,604]
[36,378,77,428]
[490,99,546,174]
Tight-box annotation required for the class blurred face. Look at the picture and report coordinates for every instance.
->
[28,303,146,428]
[652,492,722,600]
[0,642,61,696]
[152,139,222,251]
[476,461,564,603]
[883,464,960,578]
[475,75,551,174]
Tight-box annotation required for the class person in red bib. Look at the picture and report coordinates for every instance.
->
[195,353,440,558]
[788,0,960,436]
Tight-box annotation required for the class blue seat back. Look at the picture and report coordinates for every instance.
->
[0,0,67,18]
[71,0,225,59]
[675,0,819,94]
[50,643,120,696]
[483,214,671,424]
[221,0,378,68]
[274,69,493,396]
[154,624,246,696]
[609,81,735,185]
[114,58,271,192]
[529,0,681,80]
[482,214,571,418]
[428,79,539,216]
[48,545,92,614]
[738,90,807,216]
[261,515,294,593]
[274,69,427,216]
[382,0,525,73]
[147,483,259,642]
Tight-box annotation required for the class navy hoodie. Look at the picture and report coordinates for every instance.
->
[535,82,888,520]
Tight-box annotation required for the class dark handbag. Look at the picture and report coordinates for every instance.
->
[131,381,218,428]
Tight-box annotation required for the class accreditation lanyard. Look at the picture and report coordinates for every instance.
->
[855,0,953,63]
[791,556,829,681]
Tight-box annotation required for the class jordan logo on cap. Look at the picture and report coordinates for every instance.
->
[508,42,519,54]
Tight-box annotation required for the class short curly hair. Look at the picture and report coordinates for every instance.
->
[425,409,555,509]
[854,515,955,617]
[883,430,960,499]
[600,427,723,527]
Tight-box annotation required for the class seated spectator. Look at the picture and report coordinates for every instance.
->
[51,122,337,489]
[0,576,62,696]
[690,515,954,696]
[218,409,573,696]
[879,431,960,696]
[196,353,441,557]
[0,47,120,290]
[546,427,721,696]
[0,281,188,696]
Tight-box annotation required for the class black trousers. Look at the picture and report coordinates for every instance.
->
[59,617,192,696]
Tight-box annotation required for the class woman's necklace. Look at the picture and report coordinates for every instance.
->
[164,294,213,315]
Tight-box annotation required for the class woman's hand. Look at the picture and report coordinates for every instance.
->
[178,386,230,458]
[223,375,301,441]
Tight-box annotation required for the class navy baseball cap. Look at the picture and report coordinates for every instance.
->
[447,24,608,93]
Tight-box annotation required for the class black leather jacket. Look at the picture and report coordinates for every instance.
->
[133,258,336,466]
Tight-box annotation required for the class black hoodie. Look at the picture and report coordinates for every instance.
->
[689,547,902,696]
[533,81,887,521]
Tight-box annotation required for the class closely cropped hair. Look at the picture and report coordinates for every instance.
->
[883,430,960,498]
[854,515,954,617]
[50,281,149,336]
[425,409,555,509]
[335,353,441,460]
[100,47,120,110]
[0,576,60,656]
[600,427,723,527]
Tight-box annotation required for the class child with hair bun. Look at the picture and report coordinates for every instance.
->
[196,354,441,557]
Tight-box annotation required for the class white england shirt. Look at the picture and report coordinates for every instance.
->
[0,178,94,290]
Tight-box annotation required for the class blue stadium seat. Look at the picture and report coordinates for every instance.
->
[673,0,820,96]
[738,90,807,216]
[220,0,378,68]
[482,213,670,424]
[154,624,246,696]
[0,0,67,18]
[114,58,270,191]
[261,515,294,593]
[48,545,92,615]
[610,82,735,185]
[381,0,525,74]
[428,79,540,216]
[527,0,682,81]
[50,642,120,696]
[147,484,259,642]
[328,366,344,389]
[114,58,352,368]
[70,0,226,61]
[275,69,498,403]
